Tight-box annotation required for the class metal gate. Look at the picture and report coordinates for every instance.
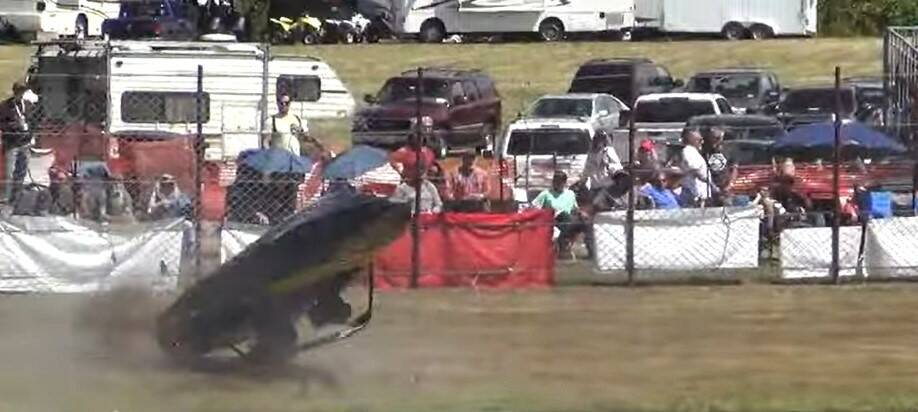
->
[884,27,918,145]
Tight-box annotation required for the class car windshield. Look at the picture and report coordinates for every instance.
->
[529,98,594,118]
[507,129,591,156]
[120,2,163,18]
[635,99,716,123]
[689,74,761,99]
[377,78,451,103]
[781,89,855,114]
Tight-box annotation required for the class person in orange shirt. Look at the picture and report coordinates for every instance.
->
[446,152,491,212]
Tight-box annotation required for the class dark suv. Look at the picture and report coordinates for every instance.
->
[352,68,501,156]
[771,86,858,129]
[686,68,782,114]
[567,58,683,105]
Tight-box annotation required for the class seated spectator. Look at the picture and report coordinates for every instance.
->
[48,166,75,216]
[446,152,491,212]
[762,175,825,235]
[639,170,680,210]
[390,171,443,214]
[105,174,135,224]
[531,171,586,256]
[145,174,190,220]
[591,171,634,212]
[427,161,449,200]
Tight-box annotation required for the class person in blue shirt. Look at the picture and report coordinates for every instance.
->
[639,170,680,210]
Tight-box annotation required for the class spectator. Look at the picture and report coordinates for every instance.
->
[0,81,34,204]
[446,152,491,212]
[591,170,633,212]
[106,174,135,223]
[635,139,660,171]
[390,171,443,214]
[679,128,712,207]
[582,130,623,191]
[531,171,585,256]
[639,170,680,210]
[145,174,190,220]
[427,161,448,199]
[269,92,328,160]
[762,175,825,235]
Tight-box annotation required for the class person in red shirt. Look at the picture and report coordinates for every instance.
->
[446,152,491,212]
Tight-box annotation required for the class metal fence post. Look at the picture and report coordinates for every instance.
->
[410,67,424,289]
[194,65,205,280]
[831,66,842,284]
[626,109,636,285]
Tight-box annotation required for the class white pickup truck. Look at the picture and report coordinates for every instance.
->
[625,92,734,158]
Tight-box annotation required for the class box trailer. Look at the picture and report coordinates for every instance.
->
[633,0,818,40]
[32,40,356,161]
[398,0,636,42]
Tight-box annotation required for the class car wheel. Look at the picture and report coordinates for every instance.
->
[722,22,747,41]
[538,19,564,42]
[419,20,445,43]
[749,24,774,40]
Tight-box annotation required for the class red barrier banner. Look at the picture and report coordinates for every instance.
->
[373,209,556,289]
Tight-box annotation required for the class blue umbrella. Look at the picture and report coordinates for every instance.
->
[322,144,390,180]
[773,120,908,156]
[238,148,313,174]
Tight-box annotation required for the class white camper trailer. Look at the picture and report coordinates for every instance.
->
[33,40,356,161]
[633,0,818,40]
[0,0,119,40]
[398,0,636,42]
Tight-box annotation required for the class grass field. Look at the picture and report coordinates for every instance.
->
[0,38,884,147]
[2,38,916,412]
[6,285,918,412]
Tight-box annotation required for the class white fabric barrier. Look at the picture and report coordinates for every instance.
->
[780,216,918,280]
[865,216,918,278]
[219,223,267,263]
[779,226,862,279]
[0,216,187,293]
[593,206,762,272]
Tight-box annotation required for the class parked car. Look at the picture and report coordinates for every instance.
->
[685,69,782,114]
[352,68,502,156]
[770,86,857,129]
[843,76,885,127]
[101,0,245,41]
[568,58,683,105]
[630,93,734,155]
[685,114,787,141]
[522,93,630,134]
[500,118,594,202]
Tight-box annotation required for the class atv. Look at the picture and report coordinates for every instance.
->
[270,13,324,45]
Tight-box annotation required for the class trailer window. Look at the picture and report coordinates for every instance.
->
[277,75,322,102]
[121,92,210,123]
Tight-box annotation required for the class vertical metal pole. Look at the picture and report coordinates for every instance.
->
[883,31,890,129]
[194,65,205,279]
[831,66,842,284]
[626,109,636,285]
[410,67,423,289]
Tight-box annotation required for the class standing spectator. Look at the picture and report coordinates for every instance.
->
[269,92,328,160]
[389,171,443,214]
[679,128,712,207]
[635,139,660,171]
[1,82,34,204]
[446,152,491,212]
[581,130,623,191]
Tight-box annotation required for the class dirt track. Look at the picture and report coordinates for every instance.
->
[5,284,918,412]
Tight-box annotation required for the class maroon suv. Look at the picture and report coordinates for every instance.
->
[351,68,502,156]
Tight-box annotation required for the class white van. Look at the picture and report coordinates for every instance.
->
[33,40,356,161]
[398,0,636,42]
[0,0,119,40]
[500,118,594,202]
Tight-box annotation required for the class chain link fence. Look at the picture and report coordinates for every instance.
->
[6,40,918,291]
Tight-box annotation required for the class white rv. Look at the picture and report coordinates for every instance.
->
[398,0,636,42]
[0,0,119,39]
[633,0,818,40]
[32,40,356,161]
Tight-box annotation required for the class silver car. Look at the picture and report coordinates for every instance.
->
[522,93,630,135]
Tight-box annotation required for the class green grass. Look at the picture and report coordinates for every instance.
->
[0,38,883,146]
